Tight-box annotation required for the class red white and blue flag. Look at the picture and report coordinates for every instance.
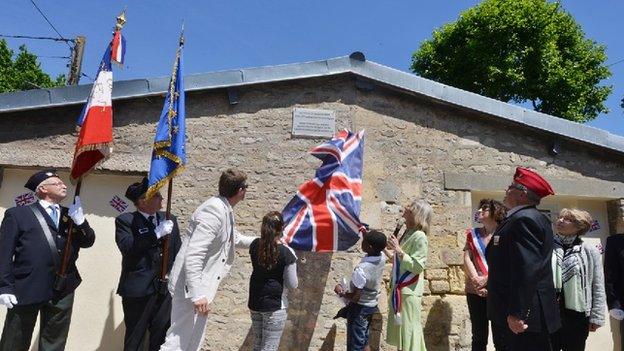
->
[466,228,488,275]
[391,254,420,325]
[111,30,126,65]
[282,130,365,252]
[71,29,125,181]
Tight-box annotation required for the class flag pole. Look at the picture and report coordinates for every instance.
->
[54,178,82,291]
[158,25,184,285]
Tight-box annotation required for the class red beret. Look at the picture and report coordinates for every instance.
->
[513,167,555,198]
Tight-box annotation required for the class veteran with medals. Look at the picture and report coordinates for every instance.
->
[115,178,181,351]
[0,170,95,351]
[486,167,561,350]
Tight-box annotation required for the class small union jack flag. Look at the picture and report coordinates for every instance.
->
[14,192,36,207]
[590,219,601,232]
[282,130,365,252]
[109,195,128,213]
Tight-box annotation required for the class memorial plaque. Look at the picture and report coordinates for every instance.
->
[292,108,335,138]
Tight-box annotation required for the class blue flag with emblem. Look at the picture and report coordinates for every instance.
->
[146,33,186,199]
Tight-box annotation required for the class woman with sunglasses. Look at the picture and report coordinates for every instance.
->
[463,199,507,351]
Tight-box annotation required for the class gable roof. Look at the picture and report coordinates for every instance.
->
[1,52,623,155]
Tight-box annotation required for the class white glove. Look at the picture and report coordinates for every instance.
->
[610,308,624,321]
[0,294,18,309]
[68,196,85,225]
[155,220,174,239]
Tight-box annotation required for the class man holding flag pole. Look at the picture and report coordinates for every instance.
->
[115,25,186,351]
[0,11,126,351]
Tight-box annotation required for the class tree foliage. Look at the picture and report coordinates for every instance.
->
[0,39,65,93]
[411,0,611,123]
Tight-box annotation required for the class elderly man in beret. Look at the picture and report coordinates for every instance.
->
[486,167,561,350]
[115,177,181,351]
[0,169,95,351]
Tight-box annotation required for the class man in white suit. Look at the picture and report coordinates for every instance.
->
[160,169,255,351]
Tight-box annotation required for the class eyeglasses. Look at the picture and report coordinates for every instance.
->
[40,181,65,187]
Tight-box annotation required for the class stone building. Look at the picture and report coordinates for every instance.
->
[0,52,622,351]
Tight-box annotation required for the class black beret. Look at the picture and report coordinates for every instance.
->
[25,169,59,192]
[125,177,148,203]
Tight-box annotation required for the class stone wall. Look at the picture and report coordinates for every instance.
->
[1,74,623,350]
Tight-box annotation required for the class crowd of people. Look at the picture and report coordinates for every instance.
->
[0,166,622,351]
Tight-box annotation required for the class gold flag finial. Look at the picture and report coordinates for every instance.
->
[116,8,127,30]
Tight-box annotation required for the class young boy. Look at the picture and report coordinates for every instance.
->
[334,230,387,351]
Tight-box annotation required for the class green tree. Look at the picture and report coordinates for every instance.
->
[0,39,65,93]
[411,0,612,123]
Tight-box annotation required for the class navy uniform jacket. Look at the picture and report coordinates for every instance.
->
[486,205,561,333]
[605,234,624,311]
[0,202,95,305]
[115,211,181,297]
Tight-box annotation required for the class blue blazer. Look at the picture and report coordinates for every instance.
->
[0,202,95,305]
[486,205,561,334]
[115,211,181,297]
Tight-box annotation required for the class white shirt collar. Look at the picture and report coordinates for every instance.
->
[39,199,58,209]
[138,210,158,221]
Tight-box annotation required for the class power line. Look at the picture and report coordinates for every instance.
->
[28,0,72,49]
[607,58,624,68]
[0,34,73,43]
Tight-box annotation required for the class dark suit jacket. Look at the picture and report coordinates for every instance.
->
[605,234,624,310]
[115,211,181,297]
[486,205,561,333]
[0,202,95,305]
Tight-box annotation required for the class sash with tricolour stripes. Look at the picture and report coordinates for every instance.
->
[466,228,488,275]
[391,253,420,325]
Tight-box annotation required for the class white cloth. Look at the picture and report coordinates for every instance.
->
[39,199,60,226]
[162,196,254,351]
[155,220,174,239]
[0,294,17,309]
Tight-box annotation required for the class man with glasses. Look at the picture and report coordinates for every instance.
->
[0,169,95,351]
[487,167,560,351]
[116,177,181,351]
[161,168,255,351]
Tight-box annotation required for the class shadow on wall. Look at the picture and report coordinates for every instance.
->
[424,299,452,351]
[95,291,125,351]
[238,251,333,351]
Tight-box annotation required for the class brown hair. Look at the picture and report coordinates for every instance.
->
[478,199,507,224]
[258,211,284,270]
[559,208,593,236]
[218,169,247,198]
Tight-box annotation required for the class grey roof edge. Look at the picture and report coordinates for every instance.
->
[0,53,623,155]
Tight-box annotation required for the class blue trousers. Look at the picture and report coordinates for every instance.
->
[346,303,378,351]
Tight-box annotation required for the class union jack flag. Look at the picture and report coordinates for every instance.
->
[590,219,601,232]
[282,130,365,252]
[14,192,36,207]
[109,195,128,213]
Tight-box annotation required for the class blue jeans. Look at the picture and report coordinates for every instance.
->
[346,303,378,351]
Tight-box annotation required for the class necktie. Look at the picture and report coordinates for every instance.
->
[147,215,155,230]
[228,211,234,236]
[49,205,59,228]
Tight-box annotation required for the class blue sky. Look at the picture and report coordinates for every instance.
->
[2,1,623,135]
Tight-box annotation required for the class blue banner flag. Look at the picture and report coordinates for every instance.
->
[146,36,186,199]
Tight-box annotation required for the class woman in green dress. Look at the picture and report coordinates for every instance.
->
[386,199,431,351]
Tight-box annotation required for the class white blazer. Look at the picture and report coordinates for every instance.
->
[168,196,253,302]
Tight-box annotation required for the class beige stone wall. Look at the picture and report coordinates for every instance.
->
[0,75,623,350]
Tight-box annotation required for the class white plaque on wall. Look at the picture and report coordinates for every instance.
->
[292,108,335,138]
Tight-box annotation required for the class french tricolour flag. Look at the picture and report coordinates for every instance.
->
[70,44,117,180]
[111,30,126,65]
